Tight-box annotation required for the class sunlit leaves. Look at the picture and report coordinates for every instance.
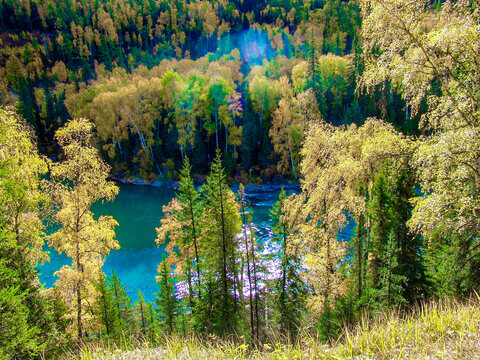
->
[361,0,480,291]
[48,118,119,340]
[0,107,49,265]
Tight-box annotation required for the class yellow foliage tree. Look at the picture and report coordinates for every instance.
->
[0,106,49,266]
[270,76,320,176]
[361,0,480,291]
[295,118,413,315]
[48,118,119,341]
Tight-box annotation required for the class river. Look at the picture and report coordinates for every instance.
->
[38,182,304,303]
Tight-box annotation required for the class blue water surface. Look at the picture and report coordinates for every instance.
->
[38,183,302,302]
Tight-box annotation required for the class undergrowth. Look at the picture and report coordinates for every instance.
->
[74,297,480,360]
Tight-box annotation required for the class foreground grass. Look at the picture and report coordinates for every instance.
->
[77,298,480,360]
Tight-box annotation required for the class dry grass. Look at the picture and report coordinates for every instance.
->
[75,297,480,360]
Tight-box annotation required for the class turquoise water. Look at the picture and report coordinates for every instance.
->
[38,183,300,302]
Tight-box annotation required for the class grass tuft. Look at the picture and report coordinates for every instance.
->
[73,298,480,360]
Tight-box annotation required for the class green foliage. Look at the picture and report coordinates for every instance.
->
[0,109,64,358]
[156,258,179,333]
[4,0,480,355]
[0,229,42,359]
[200,149,242,334]
[96,274,122,340]
[361,0,480,295]
[270,188,307,341]
[109,270,133,327]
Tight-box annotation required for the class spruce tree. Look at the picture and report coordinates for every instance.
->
[108,270,133,333]
[238,184,260,343]
[364,161,426,308]
[0,228,42,359]
[201,149,242,334]
[176,157,203,300]
[96,274,121,340]
[135,291,148,337]
[270,188,306,342]
[155,257,178,333]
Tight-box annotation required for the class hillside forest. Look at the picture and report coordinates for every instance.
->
[1,0,480,358]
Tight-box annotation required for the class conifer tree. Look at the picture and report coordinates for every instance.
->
[306,30,322,106]
[238,184,260,343]
[156,257,178,333]
[134,291,148,337]
[0,215,42,359]
[175,157,203,299]
[109,270,133,332]
[201,149,242,334]
[366,162,426,306]
[145,302,160,342]
[377,231,407,307]
[95,274,121,339]
[156,157,203,316]
[270,188,306,341]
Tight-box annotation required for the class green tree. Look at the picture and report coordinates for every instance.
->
[201,149,242,334]
[0,202,42,359]
[95,273,121,340]
[174,157,202,301]
[134,291,148,337]
[360,0,480,293]
[0,108,61,357]
[155,257,179,333]
[203,76,233,149]
[109,270,133,333]
[156,157,203,317]
[270,188,306,341]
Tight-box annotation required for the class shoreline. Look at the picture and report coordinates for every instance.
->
[111,174,301,193]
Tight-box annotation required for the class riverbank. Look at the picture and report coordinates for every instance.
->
[111,174,301,194]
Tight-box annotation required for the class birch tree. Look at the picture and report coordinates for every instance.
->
[48,118,119,341]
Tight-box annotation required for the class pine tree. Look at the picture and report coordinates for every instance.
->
[155,257,178,333]
[156,157,203,328]
[367,169,392,292]
[134,291,148,337]
[306,30,323,108]
[0,227,42,359]
[200,149,242,334]
[377,230,407,307]
[145,302,160,342]
[362,161,425,308]
[270,188,306,341]
[95,273,121,339]
[238,184,260,343]
[109,270,133,333]
[175,157,203,300]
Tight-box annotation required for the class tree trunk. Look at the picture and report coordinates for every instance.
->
[189,197,202,299]
[218,171,229,331]
[76,239,83,342]
[289,148,296,178]
[215,111,219,148]
[242,210,255,342]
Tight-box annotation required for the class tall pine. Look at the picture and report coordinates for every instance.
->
[200,149,242,334]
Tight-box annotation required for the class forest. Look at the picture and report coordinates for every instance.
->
[1,0,480,359]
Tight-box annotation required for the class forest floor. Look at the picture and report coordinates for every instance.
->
[76,297,480,360]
